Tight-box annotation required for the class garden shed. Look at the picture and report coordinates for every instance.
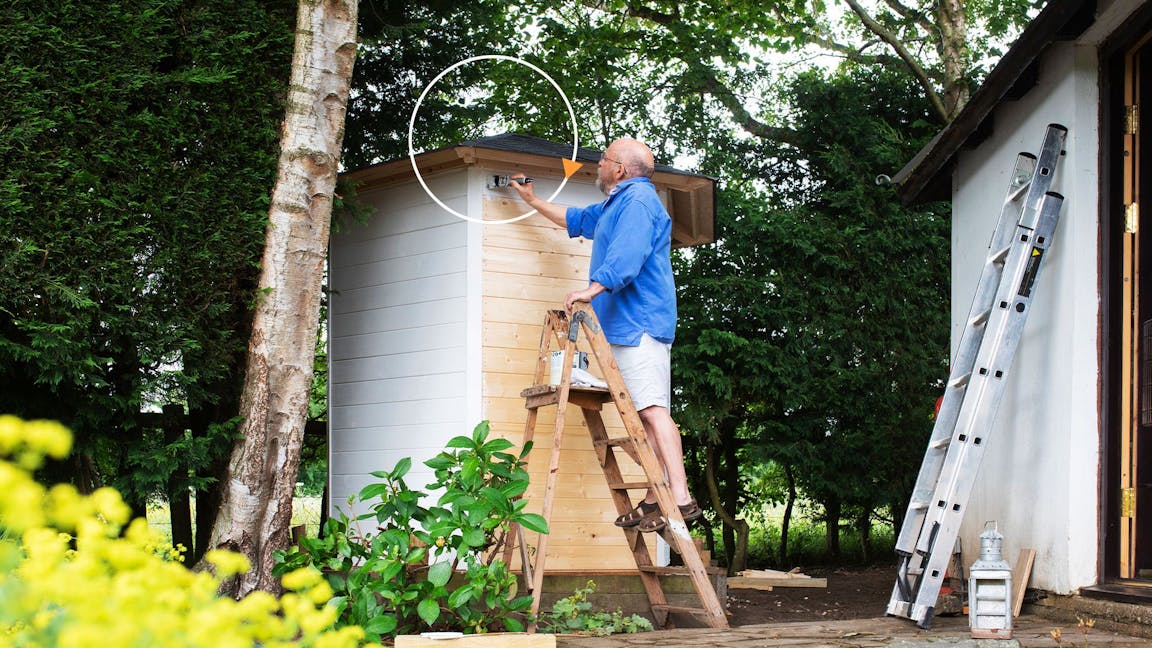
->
[328,133,715,572]
[892,0,1152,608]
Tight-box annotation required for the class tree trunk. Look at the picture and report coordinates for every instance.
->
[937,0,969,119]
[778,462,796,567]
[163,404,195,563]
[855,508,872,563]
[824,495,842,561]
[705,443,748,574]
[206,0,358,598]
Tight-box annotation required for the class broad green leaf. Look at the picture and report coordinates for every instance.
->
[392,456,412,479]
[365,614,397,634]
[481,437,513,453]
[424,454,454,470]
[357,483,390,501]
[461,527,486,547]
[516,513,549,534]
[427,560,453,587]
[417,597,441,625]
[448,584,474,609]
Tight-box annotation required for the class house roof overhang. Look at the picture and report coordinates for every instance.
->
[342,133,718,248]
[893,0,1099,205]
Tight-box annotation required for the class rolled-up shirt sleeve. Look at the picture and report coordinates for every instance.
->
[566,204,600,239]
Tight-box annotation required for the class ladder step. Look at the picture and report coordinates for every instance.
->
[969,308,992,327]
[608,481,652,491]
[928,436,951,450]
[651,604,714,617]
[638,565,726,576]
[989,244,1011,264]
[602,437,635,447]
[949,371,972,389]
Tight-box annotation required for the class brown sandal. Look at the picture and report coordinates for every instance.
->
[614,500,659,528]
[638,511,666,533]
[679,499,703,522]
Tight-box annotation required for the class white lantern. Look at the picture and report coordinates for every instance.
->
[968,521,1013,639]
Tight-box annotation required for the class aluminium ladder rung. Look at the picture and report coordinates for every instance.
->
[949,371,973,389]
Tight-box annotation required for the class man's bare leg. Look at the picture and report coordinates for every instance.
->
[637,405,691,507]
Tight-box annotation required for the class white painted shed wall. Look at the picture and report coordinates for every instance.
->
[949,42,1100,594]
[328,168,478,514]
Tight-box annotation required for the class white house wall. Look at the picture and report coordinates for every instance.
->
[328,169,472,515]
[950,42,1100,593]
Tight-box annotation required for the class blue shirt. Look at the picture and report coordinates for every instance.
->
[566,177,677,346]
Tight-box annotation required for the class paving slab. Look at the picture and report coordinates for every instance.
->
[554,614,1151,647]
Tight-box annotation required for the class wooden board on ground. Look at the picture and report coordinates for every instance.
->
[727,568,827,590]
[1012,547,1036,617]
[397,633,556,647]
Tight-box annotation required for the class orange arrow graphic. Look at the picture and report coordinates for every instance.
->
[562,158,583,178]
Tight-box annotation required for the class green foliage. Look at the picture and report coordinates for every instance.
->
[672,64,949,564]
[273,421,544,642]
[746,511,896,568]
[343,1,520,166]
[539,580,653,636]
[0,0,294,527]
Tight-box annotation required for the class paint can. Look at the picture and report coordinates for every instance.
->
[549,350,588,384]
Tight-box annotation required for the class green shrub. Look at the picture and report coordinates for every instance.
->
[274,421,547,642]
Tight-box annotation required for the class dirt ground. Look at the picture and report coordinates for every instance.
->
[726,563,903,626]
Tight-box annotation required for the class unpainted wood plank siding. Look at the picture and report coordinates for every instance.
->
[481,195,654,571]
[328,170,471,512]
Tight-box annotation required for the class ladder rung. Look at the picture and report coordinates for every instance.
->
[651,604,712,617]
[908,501,928,511]
[608,481,652,491]
[949,371,972,389]
[928,436,951,450]
[638,565,726,576]
[989,244,1011,264]
[969,308,992,327]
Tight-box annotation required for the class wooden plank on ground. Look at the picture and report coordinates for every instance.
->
[728,568,827,589]
[1012,548,1036,617]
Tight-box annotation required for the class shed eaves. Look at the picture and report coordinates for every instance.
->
[457,132,701,178]
[893,0,1097,205]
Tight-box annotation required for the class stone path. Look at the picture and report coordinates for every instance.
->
[554,614,1150,647]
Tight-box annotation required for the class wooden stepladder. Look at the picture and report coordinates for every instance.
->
[504,303,728,630]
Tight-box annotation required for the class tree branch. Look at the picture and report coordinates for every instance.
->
[844,0,947,121]
[699,69,803,147]
[882,0,935,32]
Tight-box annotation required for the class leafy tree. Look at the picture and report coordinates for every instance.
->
[674,64,948,567]
[0,0,295,562]
[343,1,520,166]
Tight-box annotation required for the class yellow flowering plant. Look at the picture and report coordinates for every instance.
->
[0,415,365,647]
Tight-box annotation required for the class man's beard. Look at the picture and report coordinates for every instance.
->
[595,177,608,195]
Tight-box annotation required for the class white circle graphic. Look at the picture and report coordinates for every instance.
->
[407,55,580,225]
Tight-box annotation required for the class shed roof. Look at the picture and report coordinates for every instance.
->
[343,132,717,247]
[893,0,1098,204]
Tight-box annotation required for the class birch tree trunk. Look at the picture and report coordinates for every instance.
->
[207,0,358,598]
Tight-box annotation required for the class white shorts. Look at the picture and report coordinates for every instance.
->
[610,333,672,411]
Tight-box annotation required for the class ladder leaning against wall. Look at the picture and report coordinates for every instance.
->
[887,123,1068,628]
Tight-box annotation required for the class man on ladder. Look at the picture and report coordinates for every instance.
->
[509,137,702,533]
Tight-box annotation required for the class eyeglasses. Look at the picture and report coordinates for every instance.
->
[600,153,625,168]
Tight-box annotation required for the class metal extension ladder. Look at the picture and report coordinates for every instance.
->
[505,303,728,631]
[887,123,1068,628]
